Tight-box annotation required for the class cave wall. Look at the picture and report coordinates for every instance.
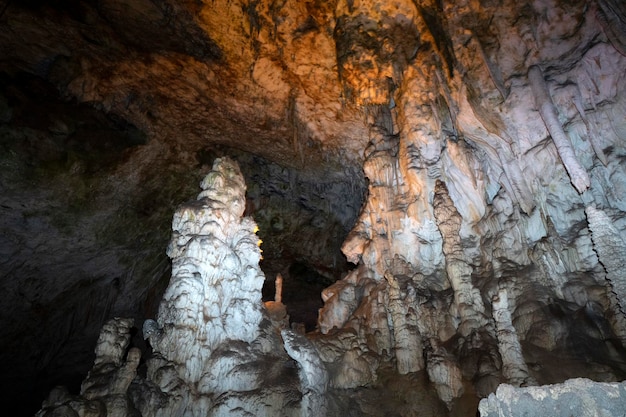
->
[318,0,626,406]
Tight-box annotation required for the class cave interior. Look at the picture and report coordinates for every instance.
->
[1,0,626,416]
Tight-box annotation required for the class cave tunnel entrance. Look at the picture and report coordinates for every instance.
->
[196,146,366,331]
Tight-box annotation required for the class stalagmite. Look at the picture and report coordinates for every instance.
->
[432,180,488,335]
[275,273,283,303]
[492,289,536,387]
[384,272,425,374]
[151,157,266,391]
[282,329,329,417]
[528,65,590,193]
[38,318,141,417]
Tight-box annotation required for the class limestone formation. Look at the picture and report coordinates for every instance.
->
[586,206,626,309]
[315,0,626,411]
[384,272,425,374]
[3,0,626,416]
[479,378,626,417]
[36,158,321,417]
[491,289,535,387]
[281,329,329,416]
[433,180,489,337]
[585,205,626,344]
[528,65,590,194]
[37,318,141,417]
[150,157,265,387]
[425,339,465,408]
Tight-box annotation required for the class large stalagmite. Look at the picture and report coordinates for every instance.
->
[37,158,330,417]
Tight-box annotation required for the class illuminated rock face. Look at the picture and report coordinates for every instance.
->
[317,0,626,409]
[137,157,318,416]
[149,156,265,385]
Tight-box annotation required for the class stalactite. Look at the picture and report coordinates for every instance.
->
[470,31,507,100]
[596,0,626,57]
[573,95,609,166]
[425,338,464,408]
[495,145,535,214]
[528,65,590,194]
[491,289,536,387]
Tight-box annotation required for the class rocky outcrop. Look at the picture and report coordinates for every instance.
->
[479,378,626,417]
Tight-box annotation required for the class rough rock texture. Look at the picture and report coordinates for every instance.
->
[37,318,142,417]
[0,75,364,414]
[137,158,301,416]
[491,289,536,387]
[479,378,626,417]
[36,158,329,417]
[316,0,626,411]
[282,329,329,416]
[1,0,626,416]
[152,156,265,363]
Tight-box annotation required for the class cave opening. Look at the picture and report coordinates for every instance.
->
[195,146,367,332]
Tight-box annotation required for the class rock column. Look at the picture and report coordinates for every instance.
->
[433,180,488,335]
[492,288,535,386]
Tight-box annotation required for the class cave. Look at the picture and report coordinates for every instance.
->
[1,1,626,416]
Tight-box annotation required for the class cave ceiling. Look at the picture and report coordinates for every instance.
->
[1,0,626,415]
[0,0,370,168]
